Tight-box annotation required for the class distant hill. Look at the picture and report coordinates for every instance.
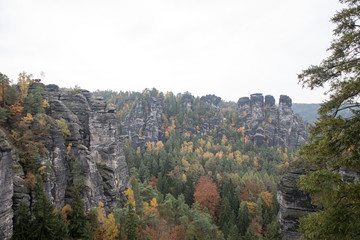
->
[292,103,356,124]
[292,103,320,124]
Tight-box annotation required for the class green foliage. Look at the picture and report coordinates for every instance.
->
[125,204,138,240]
[68,188,91,239]
[30,176,68,240]
[297,0,360,239]
[56,117,71,139]
[12,201,32,240]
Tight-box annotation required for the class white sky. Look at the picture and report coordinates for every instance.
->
[0,0,341,103]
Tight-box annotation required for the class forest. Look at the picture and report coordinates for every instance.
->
[0,71,289,239]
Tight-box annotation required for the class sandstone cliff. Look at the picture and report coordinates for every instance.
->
[238,94,308,148]
[277,165,316,240]
[0,83,129,240]
[119,92,308,150]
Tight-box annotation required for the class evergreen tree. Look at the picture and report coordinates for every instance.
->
[227,224,240,240]
[31,177,68,240]
[125,204,138,240]
[297,0,360,238]
[219,196,234,238]
[238,202,251,236]
[12,201,32,240]
[68,188,91,239]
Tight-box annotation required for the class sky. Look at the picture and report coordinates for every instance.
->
[0,0,342,103]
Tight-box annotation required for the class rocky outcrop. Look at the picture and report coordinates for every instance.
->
[238,94,308,148]
[0,130,15,240]
[277,165,316,240]
[45,85,130,210]
[121,97,164,149]
[0,84,129,240]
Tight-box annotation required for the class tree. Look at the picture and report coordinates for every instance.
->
[193,176,221,219]
[68,188,91,239]
[12,201,32,240]
[297,0,360,238]
[0,72,10,107]
[125,204,138,240]
[31,176,68,240]
[238,201,251,236]
[18,71,32,100]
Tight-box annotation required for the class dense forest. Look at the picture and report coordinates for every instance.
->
[92,88,293,239]
[0,71,291,239]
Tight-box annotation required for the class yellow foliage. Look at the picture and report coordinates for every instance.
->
[180,141,193,154]
[259,191,273,208]
[237,126,245,136]
[143,198,159,217]
[221,135,228,146]
[253,156,261,171]
[268,117,272,124]
[182,173,187,183]
[156,141,164,150]
[243,111,247,117]
[42,99,50,110]
[96,201,106,224]
[124,188,136,207]
[216,173,222,183]
[198,138,206,148]
[215,151,224,159]
[138,127,143,137]
[104,213,120,240]
[18,71,33,100]
[181,158,190,171]
[205,141,212,150]
[246,201,257,215]
[22,113,34,126]
[136,147,141,155]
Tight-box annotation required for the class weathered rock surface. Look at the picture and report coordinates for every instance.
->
[0,84,129,239]
[0,130,15,240]
[45,85,130,210]
[238,94,308,148]
[121,97,165,148]
[277,165,316,240]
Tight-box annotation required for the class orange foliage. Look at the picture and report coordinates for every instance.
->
[10,101,23,115]
[193,176,221,219]
[249,218,263,237]
[24,172,36,188]
[240,182,264,201]
[170,225,185,240]
[148,175,157,188]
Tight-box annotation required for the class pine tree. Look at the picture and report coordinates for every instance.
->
[125,204,138,240]
[12,201,32,240]
[297,0,360,238]
[68,188,91,239]
[238,202,250,236]
[30,177,68,240]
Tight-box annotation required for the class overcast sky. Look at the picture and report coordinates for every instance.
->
[0,0,341,103]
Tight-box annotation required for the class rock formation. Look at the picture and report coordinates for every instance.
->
[238,94,308,148]
[0,83,129,240]
[121,97,164,149]
[277,165,316,240]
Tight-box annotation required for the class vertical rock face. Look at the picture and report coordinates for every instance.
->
[277,166,316,240]
[121,97,164,149]
[45,86,130,210]
[0,130,15,240]
[0,84,129,240]
[237,94,308,148]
